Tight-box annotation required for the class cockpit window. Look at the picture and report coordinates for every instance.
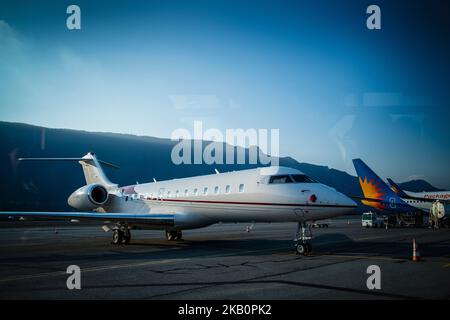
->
[291,174,315,183]
[269,175,294,184]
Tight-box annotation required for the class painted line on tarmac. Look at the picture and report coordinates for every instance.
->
[0,258,189,283]
[353,230,431,242]
[317,253,407,262]
[0,228,444,283]
[0,246,289,284]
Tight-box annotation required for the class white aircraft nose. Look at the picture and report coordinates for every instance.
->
[316,184,357,207]
[337,192,357,207]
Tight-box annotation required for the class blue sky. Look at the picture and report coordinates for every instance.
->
[0,0,449,188]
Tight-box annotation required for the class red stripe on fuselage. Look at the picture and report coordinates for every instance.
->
[143,197,354,208]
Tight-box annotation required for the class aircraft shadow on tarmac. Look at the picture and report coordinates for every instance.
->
[1,232,448,266]
[184,233,448,260]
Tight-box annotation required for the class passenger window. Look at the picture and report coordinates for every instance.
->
[269,175,294,184]
[214,186,219,194]
[193,188,198,196]
[203,187,208,195]
[225,185,231,193]
[167,191,171,198]
[184,189,188,196]
[239,184,244,193]
[175,190,179,197]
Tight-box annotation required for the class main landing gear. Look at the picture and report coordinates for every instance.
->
[165,230,182,241]
[112,225,131,245]
[295,221,312,256]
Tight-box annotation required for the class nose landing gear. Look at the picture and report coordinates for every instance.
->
[295,221,312,256]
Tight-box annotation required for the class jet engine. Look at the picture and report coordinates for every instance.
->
[68,183,109,210]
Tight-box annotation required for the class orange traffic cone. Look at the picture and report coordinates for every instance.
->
[412,239,421,262]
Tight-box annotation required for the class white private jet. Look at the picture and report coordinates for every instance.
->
[1,152,357,255]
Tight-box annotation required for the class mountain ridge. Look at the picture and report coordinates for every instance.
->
[0,121,442,212]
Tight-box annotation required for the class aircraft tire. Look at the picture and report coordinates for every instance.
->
[113,229,123,244]
[296,242,308,255]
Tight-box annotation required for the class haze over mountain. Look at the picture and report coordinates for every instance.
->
[395,180,442,193]
[0,121,442,212]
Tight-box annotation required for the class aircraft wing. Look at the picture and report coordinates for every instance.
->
[0,211,174,226]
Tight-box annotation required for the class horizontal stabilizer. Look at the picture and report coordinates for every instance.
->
[18,157,120,169]
[350,195,385,203]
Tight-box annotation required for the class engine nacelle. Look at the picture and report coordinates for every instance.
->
[68,183,109,210]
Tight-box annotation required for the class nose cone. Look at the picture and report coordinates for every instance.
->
[337,192,357,208]
[317,184,357,208]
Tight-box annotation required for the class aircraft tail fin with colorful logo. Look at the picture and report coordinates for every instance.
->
[352,159,411,212]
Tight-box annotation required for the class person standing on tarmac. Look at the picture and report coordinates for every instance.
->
[430,200,443,230]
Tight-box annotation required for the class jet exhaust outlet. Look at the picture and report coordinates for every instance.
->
[89,185,108,205]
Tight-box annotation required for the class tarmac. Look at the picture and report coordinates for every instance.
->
[0,217,449,299]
